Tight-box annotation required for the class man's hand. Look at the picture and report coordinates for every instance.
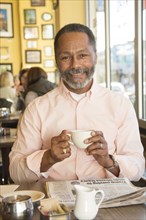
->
[50,130,71,162]
[41,130,71,172]
[84,131,113,168]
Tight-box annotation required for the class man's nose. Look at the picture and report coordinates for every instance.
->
[70,56,80,68]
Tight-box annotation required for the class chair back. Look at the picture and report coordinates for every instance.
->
[0,98,13,109]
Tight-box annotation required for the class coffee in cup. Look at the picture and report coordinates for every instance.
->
[69,130,92,149]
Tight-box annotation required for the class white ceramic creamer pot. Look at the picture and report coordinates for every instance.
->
[74,185,104,220]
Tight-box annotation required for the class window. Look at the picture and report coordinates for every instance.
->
[87,0,146,127]
[142,0,146,119]
[96,0,105,83]
[109,0,135,102]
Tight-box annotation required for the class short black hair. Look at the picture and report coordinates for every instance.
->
[54,23,96,54]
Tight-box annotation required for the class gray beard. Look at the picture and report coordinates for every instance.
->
[60,66,95,89]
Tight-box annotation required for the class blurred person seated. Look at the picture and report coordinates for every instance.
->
[9,23,145,184]
[19,68,29,93]
[15,68,29,111]
[0,71,16,102]
[13,75,20,94]
[24,67,56,107]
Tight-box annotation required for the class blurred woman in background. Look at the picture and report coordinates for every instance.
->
[13,75,20,93]
[24,67,56,107]
[16,68,29,111]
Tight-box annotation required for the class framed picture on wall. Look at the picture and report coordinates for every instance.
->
[43,60,54,68]
[42,24,54,39]
[25,50,41,63]
[24,27,39,39]
[0,3,13,38]
[31,0,45,6]
[41,12,52,21]
[0,63,12,74]
[24,9,36,24]
[44,46,53,56]
[0,47,10,60]
[27,41,37,49]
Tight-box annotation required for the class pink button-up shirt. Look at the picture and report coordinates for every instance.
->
[9,80,145,184]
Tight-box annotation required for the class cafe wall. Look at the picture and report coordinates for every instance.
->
[18,0,55,81]
[55,0,85,31]
[0,0,85,83]
[0,0,21,75]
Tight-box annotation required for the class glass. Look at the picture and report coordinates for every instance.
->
[109,0,135,102]
[90,0,145,122]
[142,0,146,119]
[96,0,105,84]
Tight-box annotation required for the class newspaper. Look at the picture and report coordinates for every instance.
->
[45,178,146,208]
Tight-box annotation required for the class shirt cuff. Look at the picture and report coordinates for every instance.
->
[26,149,47,177]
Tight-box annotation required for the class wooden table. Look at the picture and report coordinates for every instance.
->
[1,180,144,220]
[0,135,16,184]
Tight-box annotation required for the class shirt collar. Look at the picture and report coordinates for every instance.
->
[58,78,99,99]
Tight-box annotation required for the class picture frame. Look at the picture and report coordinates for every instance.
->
[0,63,12,74]
[0,3,13,38]
[52,0,59,10]
[27,41,37,49]
[24,27,39,39]
[31,0,45,6]
[44,46,53,56]
[24,9,36,24]
[0,47,10,60]
[25,50,41,63]
[41,12,52,21]
[43,60,54,68]
[42,24,54,40]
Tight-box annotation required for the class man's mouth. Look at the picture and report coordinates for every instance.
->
[71,72,85,78]
[64,68,87,76]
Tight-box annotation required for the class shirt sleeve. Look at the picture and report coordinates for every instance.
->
[9,102,48,184]
[111,98,145,181]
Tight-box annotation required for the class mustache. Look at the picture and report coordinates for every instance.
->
[63,67,90,75]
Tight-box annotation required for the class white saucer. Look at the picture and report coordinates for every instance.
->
[3,190,45,203]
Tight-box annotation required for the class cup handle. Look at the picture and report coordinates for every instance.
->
[67,133,74,145]
[95,190,104,206]
[69,141,74,145]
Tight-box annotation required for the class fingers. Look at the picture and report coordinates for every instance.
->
[98,143,104,149]
[84,130,108,155]
[51,130,70,145]
[84,130,104,143]
[85,143,106,156]
[50,145,71,162]
[59,147,71,160]
[84,130,104,144]
[62,147,71,155]
[50,130,71,161]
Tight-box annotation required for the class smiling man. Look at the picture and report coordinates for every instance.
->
[9,23,145,184]
[55,31,96,92]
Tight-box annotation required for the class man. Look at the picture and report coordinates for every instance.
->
[9,23,145,184]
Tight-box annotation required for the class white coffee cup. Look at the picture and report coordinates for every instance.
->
[69,130,92,149]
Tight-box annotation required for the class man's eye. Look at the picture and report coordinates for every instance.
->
[79,54,88,59]
[60,56,71,61]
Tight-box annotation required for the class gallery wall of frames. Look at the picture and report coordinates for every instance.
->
[0,0,56,83]
[0,0,85,83]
